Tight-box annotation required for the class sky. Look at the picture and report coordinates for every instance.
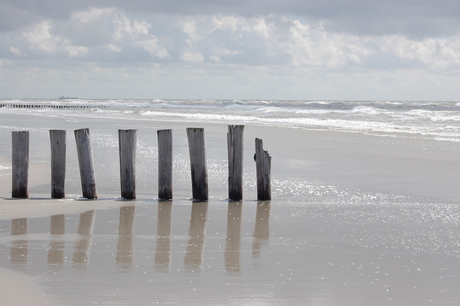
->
[0,0,459,101]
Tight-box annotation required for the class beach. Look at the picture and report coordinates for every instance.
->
[0,100,459,305]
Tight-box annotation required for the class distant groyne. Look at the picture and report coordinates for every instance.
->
[0,103,107,109]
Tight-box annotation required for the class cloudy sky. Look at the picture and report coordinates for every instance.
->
[1,0,459,100]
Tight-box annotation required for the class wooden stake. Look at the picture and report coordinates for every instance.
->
[186,128,208,201]
[227,125,244,200]
[255,138,271,201]
[50,130,66,199]
[74,128,97,199]
[119,129,137,200]
[12,131,29,198]
[157,129,173,200]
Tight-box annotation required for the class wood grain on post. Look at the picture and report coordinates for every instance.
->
[255,138,271,201]
[157,129,172,200]
[186,128,208,201]
[12,131,29,198]
[50,130,66,198]
[74,128,97,199]
[227,125,244,201]
[119,129,137,200]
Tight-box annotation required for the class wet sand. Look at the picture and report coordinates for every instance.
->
[0,111,459,305]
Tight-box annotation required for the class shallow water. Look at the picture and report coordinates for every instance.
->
[1,198,459,305]
[1,100,460,304]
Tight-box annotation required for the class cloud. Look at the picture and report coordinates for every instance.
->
[0,1,459,99]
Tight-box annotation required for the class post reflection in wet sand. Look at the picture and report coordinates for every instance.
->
[225,201,242,273]
[184,201,208,273]
[72,210,95,266]
[116,205,136,270]
[253,201,271,258]
[48,214,65,266]
[10,218,28,264]
[155,201,172,273]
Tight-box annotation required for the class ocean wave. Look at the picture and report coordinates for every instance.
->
[2,99,460,141]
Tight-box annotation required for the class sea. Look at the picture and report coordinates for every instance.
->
[0,98,459,305]
[1,98,460,142]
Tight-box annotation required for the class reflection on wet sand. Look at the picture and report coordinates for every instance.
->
[7,201,272,276]
[253,201,271,258]
[184,202,208,273]
[11,218,28,264]
[73,210,95,266]
[48,214,65,266]
[155,201,172,273]
[225,201,242,273]
[116,205,136,270]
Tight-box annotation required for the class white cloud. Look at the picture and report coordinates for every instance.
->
[381,35,460,69]
[181,51,204,62]
[9,46,26,57]
[22,20,88,57]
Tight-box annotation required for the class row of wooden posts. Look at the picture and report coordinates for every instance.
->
[11,125,272,201]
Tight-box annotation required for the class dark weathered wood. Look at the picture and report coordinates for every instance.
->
[255,138,271,201]
[50,130,66,198]
[74,128,97,199]
[119,129,137,200]
[157,129,173,200]
[227,125,244,201]
[186,128,208,201]
[12,131,29,198]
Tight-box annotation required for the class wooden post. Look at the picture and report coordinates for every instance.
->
[12,131,29,198]
[74,128,97,199]
[227,125,244,201]
[119,129,137,200]
[186,128,208,201]
[255,138,271,201]
[50,130,66,199]
[157,129,173,200]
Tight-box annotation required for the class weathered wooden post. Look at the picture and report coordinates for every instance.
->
[12,131,29,198]
[119,129,137,200]
[186,128,208,201]
[157,129,173,200]
[227,125,244,201]
[74,128,97,199]
[255,138,271,201]
[50,130,66,198]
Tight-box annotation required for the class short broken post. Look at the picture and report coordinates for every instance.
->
[158,129,173,200]
[227,125,244,201]
[119,129,137,200]
[12,131,29,198]
[255,138,271,201]
[50,130,66,198]
[186,128,208,201]
[74,128,97,199]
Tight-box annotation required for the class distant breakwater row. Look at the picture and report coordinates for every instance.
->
[10,126,272,201]
[0,103,107,109]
